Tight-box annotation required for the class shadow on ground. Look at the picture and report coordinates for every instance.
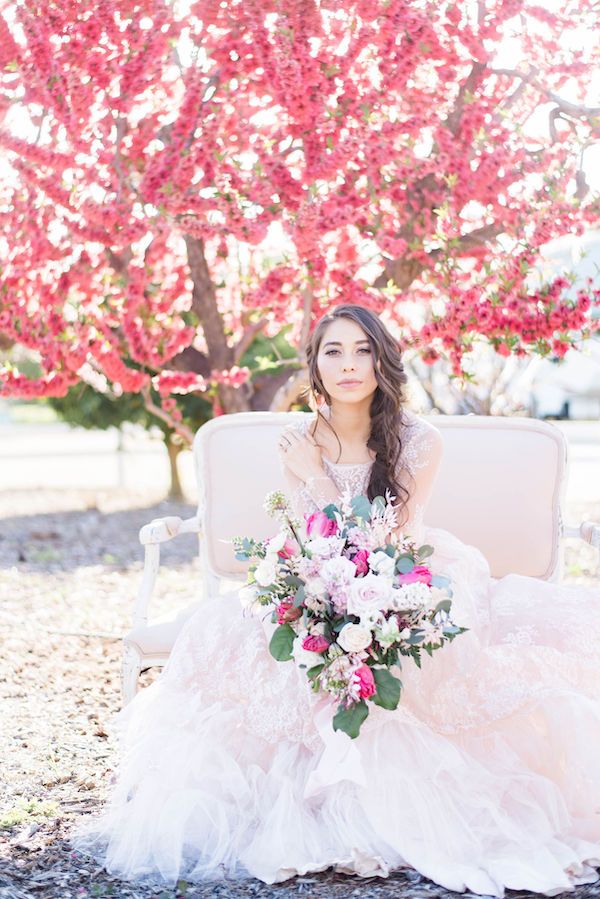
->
[0,497,197,572]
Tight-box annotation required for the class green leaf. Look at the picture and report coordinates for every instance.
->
[322,503,340,520]
[351,495,372,521]
[306,664,324,680]
[332,700,369,739]
[434,598,452,615]
[396,556,415,574]
[371,668,401,710]
[430,575,451,589]
[293,585,306,607]
[269,625,295,662]
[416,544,434,559]
[370,495,386,516]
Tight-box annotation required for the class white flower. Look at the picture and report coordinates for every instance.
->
[369,550,396,579]
[375,616,400,648]
[320,555,356,589]
[304,575,326,599]
[254,559,278,586]
[265,531,287,557]
[347,572,393,618]
[304,535,344,559]
[305,595,327,612]
[292,636,323,670]
[337,622,373,653]
[391,581,431,611]
[238,584,263,615]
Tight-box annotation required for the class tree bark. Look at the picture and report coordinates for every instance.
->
[165,438,184,501]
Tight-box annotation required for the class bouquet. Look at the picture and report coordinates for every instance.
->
[233,490,466,739]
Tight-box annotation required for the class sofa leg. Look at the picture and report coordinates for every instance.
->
[121,643,141,705]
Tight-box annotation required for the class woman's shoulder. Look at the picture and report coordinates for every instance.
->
[400,409,443,468]
[281,412,317,437]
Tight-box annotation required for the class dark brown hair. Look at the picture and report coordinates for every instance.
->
[305,304,410,518]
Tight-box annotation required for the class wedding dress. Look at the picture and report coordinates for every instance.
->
[72,412,600,896]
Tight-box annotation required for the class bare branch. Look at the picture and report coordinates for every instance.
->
[445,62,487,136]
[105,246,133,273]
[298,286,313,353]
[233,316,268,365]
[141,385,194,445]
[269,367,310,412]
[491,68,600,119]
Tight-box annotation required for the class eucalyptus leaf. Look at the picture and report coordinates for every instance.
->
[396,556,415,574]
[434,598,452,615]
[351,495,372,521]
[416,544,434,559]
[332,700,369,739]
[430,575,451,589]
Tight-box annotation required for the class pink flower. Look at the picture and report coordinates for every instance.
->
[276,599,303,625]
[397,565,432,586]
[354,664,376,699]
[302,634,330,654]
[305,511,339,538]
[351,549,370,576]
[277,537,300,560]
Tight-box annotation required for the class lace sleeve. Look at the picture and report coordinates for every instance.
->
[396,413,443,545]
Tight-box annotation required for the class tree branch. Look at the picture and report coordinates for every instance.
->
[491,68,600,120]
[233,316,268,364]
[183,234,231,371]
[141,385,194,445]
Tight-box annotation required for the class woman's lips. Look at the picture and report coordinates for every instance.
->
[337,380,362,387]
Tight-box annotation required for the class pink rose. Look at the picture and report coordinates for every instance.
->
[351,549,370,576]
[302,634,330,654]
[276,598,303,625]
[305,511,339,538]
[277,537,300,560]
[354,664,376,699]
[397,565,432,586]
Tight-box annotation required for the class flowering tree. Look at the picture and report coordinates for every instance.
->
[1,0,599,433]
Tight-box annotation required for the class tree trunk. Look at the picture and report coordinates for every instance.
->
[165,438,184,501]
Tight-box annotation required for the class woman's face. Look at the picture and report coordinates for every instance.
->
[316,317,378,405]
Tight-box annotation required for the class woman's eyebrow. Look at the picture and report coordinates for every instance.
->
[322,339,370,347]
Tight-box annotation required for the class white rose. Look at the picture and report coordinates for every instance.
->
[254,559,278,586]
[347,572,393,618]
[369,550,396,579]
[337,622,373,653]
[292,636,324,670]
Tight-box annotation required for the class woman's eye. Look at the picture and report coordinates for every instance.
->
[358,347,371,354]
[324,349,339,356]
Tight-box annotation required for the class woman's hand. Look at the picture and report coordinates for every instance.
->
[278,427,325,483]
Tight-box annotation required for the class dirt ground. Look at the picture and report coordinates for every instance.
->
[0,487,599,899]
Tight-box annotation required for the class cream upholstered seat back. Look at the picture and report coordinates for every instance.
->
[193,412,567,582]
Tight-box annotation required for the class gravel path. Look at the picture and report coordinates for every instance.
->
[0,487,598,899]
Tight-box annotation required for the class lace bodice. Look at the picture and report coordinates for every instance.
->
[283,411,441,544]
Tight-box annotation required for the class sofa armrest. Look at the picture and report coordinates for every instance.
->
[563,520,600,558]
[134,515,202,628]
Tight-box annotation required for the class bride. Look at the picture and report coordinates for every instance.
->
[72,303,600,896]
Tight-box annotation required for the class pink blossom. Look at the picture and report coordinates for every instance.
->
[354,664,376,699]
[305,511,338,538]
[302,634,330,654]
[277,538,300,560]
[397,565,432,586]
[276,599,302,625]
[351,549,370,576]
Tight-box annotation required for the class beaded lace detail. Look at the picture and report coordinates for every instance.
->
[288,412,435,541]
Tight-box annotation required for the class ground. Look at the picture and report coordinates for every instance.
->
[0,486,598,899]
